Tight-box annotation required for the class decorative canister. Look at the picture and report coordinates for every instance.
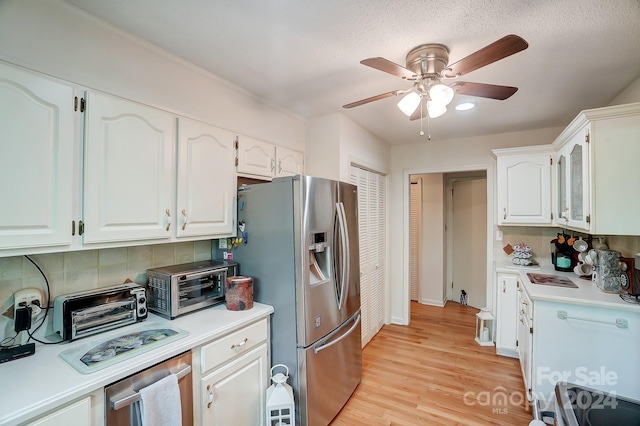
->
[225,276,253,310]
[591,249,623,293]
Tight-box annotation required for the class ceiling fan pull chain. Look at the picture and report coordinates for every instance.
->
[419,97,424,137]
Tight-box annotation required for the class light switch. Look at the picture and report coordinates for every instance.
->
[496,230,503,241]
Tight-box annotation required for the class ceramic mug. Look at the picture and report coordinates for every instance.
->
[578,252,588,263]
[573,238,588,253]
[574,262,593,277]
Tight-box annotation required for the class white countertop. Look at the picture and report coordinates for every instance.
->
[496,262,640,312]
[0,303,273,426]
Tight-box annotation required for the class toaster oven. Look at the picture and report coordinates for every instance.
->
[146,260,238,319]
[53,283,148,341]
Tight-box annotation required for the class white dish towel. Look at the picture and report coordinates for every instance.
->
[131,373,182,426]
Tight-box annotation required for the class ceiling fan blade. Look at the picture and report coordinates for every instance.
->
[361,57,417,80]
[343,90,400,108]
[444,35,528,78]
[451,81,518,100]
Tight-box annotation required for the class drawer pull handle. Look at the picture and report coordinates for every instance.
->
[231,338,248,351]
[207,385,213,408]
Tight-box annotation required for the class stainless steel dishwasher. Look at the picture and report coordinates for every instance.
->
[105,351,193,425]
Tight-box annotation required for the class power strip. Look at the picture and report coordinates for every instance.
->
[0,343,35,363]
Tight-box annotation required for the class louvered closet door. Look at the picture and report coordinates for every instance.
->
[350,166,386,347]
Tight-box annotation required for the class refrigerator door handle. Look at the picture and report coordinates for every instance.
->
[313,312,361,354]
[336,201,350,310]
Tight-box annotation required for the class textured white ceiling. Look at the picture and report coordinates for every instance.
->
[63,0,640,145]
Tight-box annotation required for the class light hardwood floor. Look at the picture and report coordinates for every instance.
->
[331,301,532,426]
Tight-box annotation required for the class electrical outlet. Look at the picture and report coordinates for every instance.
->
[13,288,43,324]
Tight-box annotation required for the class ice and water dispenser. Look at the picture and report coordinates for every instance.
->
[309,232,330,284]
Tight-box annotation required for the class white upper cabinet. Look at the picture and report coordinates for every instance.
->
[0,63,75,251]
[554,124,590,231]
[552,102,640,235]
[494,147,552,225]
[83,91,176,244]
[236,135,303,179]
[177,118,236,238]
[275,145,304,177]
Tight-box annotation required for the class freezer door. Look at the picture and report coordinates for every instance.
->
[297,311,362,426]
[337,181,362,323]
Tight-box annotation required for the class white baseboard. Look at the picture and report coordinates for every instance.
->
[419,298,447,307]
[496,347,519,358]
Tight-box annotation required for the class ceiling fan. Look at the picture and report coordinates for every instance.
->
[343,35,529,121]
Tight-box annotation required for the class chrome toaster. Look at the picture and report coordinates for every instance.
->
[53,283,148,341]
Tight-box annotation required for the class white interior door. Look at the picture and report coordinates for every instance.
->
[451,178,487,309]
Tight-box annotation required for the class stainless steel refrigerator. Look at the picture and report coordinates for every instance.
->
[233,175,362,426]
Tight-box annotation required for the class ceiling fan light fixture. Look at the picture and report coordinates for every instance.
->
[427,101,447,118]
[397,91,421,116]
[455,102,477,111]
[428,83,454,106]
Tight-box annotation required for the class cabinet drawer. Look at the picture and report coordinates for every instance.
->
[201,319,268,374]
[519,284,532,321]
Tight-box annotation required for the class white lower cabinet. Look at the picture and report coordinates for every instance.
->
[516,284,533,400]
[197,318,269,426]
[201,344,268,426]
[495,272,519,357]
[26,396,92,426]
[532,300,640,402]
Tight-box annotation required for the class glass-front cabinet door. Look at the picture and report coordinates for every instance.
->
[555,124,590,231]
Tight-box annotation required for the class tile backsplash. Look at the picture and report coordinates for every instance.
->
[0,241,212,328]
[495,227,640,265]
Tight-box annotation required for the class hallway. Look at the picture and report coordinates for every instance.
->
[331,302,532,425]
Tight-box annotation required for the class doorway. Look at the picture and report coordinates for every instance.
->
[448,175,487,309]
[408,169,489,315]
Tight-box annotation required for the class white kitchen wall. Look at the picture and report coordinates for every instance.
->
[0,0,305,151]
[306,113,391,182]
[0,241,211,341]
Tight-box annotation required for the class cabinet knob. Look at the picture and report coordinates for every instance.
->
[503,207,507,220]
[165,209,172,231]
[181,209,187,230]
[502,282,506,293]
[207,385,213,408]
[278,160,282,173]
[270,158,275,172]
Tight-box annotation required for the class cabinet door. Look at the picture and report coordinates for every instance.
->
[177,118,235,238]
[0,63,75,250]
[201,343,268,426]
[275,146,303,177]
[83,91,175,243]
[556,126,590,231]
[496,154,551,225]
[236,135,275,178]
[28,396,91,426]
[496,273,518,356]
[516,291,532,400]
